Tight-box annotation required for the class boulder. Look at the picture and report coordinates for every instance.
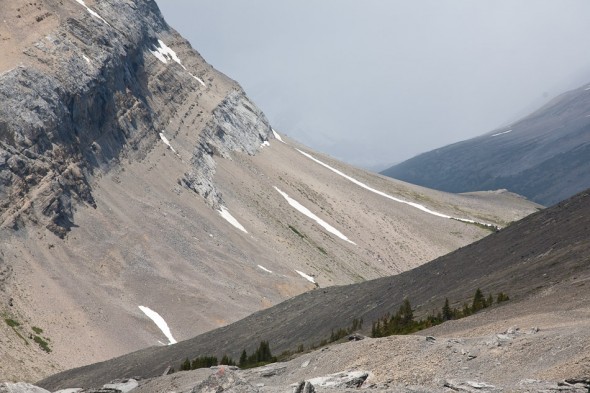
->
[307,371,369,389]
[292,381,315,393]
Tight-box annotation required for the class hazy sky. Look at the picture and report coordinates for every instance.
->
[155,1,590,170]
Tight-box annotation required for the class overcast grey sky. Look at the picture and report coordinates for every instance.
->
[155,1,590,170]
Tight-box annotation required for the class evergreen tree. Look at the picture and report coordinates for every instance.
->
[180,358,191,371]
[462,302,471,317]
[472,288,485,312]
[239,349,247,367]
[256,340,272,362]
[220,355,235,366]
[486,294,494,307]
[442,298,453,321]
[497,292,509,303]
[399,298,414,328]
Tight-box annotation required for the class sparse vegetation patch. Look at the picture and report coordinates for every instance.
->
[176,340,275,372]
[288,225,305,238]
[33,335,51,353]
[371,289,509,338]
[4,318,20,328]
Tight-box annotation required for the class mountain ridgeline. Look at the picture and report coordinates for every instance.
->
[382,83,590,206]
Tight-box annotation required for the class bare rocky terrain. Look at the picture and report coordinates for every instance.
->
[36,188,590,391]
[0,0,541,383]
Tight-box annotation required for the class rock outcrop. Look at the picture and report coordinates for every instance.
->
[183,89,272,207]
[190,367,259,393]
[0,383,49,393]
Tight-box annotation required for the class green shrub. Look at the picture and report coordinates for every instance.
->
[4,318,20,328]
[33,336,51,353]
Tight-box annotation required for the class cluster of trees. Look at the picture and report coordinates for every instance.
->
[176,341,276,372]
[239,340,276,369]
[327,317,363,343]
[179,355,223,371]
[372,289,509,338]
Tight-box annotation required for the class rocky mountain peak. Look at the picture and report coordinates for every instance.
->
[0,0,271,236]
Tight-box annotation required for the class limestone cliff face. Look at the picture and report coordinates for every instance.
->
[184,90,273,207]
[0,0,271,236]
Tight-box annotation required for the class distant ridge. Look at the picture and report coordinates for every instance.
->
[382,82,590,206]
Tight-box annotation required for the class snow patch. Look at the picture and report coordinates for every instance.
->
[274,186,355,245]
[257,265,273,273]
[150,39,186,70]
[272,129,286,143]
[260,140,270,148]
[74,0,110,25]
[296,270,316,284]
[491,130,512,137]
[296,149,494,228]
[218,206,248,233]
[138,306,177,345]
[82,55,91,64]
[189,73,207,87]
[159,132,177,154]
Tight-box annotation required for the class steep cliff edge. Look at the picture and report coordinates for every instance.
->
[0,0,270,236]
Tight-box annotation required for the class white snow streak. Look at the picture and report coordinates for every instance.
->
[272,129,286,143]
[296,270,316,284]
[150,40,207,88]
[274,186,355,244]
[218,206,248,233]
[82,55,91,64]
[159,132,177,154]
[189,73,207,87]
[257,265,273,273]
[491,130,512,137]
[138,306,177,345]
[260,140,270,148]
[74,0,110,25]
[296,149,494,227]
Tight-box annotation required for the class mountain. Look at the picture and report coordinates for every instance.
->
[381,83,590,206]
[0,0,540,384]
[38,187,590,391]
